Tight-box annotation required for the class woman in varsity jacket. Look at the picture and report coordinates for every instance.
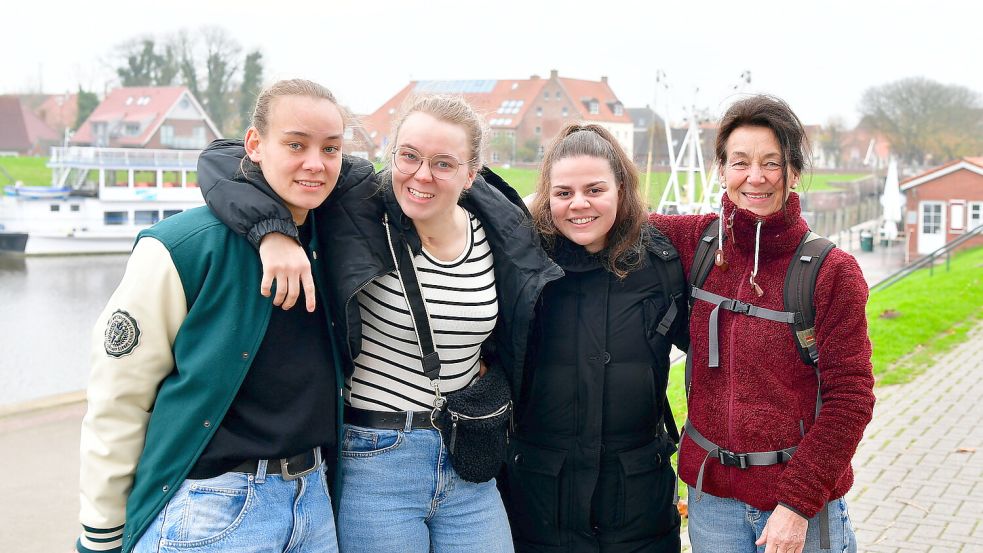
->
[197,94,561,552]
[650,95,875,553]
[503,123,690,553]
[76,80,372,553]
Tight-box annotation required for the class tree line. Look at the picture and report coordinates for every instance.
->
[72,26,263,137]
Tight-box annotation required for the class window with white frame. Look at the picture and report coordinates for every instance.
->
[970,202,983,230]
[589,101,599,115]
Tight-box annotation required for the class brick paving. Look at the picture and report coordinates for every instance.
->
[846,322,983,552]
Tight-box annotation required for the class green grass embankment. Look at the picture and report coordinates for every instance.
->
[0,157,51,193]
[866,245,983,385]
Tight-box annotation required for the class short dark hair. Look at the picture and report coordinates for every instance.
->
[716,95,810,203]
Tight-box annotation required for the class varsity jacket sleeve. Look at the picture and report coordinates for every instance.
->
[774,249,876,517]
[77,238,188,553]
[197,138,298,248]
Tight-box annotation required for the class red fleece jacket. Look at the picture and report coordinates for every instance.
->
[651,193,875,518]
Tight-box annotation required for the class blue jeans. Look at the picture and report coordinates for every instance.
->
[337,423,513,553]
[132,461,338,552]
[687,487,857,553]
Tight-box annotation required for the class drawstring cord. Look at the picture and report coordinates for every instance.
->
[714,202,728,270]
[749,219,764,297]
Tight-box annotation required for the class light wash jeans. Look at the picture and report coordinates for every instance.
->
[337,423,513,553]
[687,486,857,553]
[132,461,338,553]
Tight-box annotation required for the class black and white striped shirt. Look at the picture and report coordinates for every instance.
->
[345,210,498,412]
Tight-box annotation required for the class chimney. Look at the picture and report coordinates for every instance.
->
[550,69,559,79]
[530,74,540,80]
[601,76,608,84]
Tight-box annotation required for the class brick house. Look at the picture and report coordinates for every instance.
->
[35,93,79,137]
[900,157,983,257]
[72,87,220,149]
[0,95,60,155]
[359,70,633,164]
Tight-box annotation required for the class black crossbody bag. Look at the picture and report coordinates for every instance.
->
[383,214,512,483]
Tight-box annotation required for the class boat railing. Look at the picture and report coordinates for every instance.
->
[49,147,201,170]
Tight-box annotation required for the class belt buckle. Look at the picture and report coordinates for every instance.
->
[717,449,749,469]
[280,447,321,481]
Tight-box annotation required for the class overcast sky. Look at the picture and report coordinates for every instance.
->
[4,0,980,127]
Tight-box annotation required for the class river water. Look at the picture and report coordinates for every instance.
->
[0,254,128,406]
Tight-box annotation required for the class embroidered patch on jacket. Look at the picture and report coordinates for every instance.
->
[104,310,141,358]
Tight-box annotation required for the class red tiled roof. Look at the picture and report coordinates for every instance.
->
[900,157,983,190]
[360,74,629,150]
[36,94,78,132]
[556,77,631,123]
[72,87,219,147]
[0,95,59,153]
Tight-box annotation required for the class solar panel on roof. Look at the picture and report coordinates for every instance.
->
[415,80,497,93]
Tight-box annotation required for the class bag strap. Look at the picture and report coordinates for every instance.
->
[383,214,445,405]
[783,231,835,367]
[689,219,721,296]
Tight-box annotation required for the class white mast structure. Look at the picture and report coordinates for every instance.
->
[656,71,751,215]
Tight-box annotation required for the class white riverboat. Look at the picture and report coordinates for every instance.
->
[0,147,205,255]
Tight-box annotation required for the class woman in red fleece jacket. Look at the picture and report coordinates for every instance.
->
[651,95,875,553]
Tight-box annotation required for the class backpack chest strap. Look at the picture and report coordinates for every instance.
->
[691,286,800,368]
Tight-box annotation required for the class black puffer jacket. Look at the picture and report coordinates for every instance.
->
[504,231,687,553]
[197,140,563,399]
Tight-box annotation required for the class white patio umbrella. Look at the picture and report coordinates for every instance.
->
[880,157,903,240]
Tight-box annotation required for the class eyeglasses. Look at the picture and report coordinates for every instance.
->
[392,147,475,180]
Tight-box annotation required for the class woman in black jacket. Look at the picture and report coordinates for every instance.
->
[506,123,688,553]
[198,94,561,553]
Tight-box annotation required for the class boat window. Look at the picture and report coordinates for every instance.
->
[162,210,182,219]
[70,205,81,212]
[134,210,160,225]
[104,211,128,226]
[50,204,60,212]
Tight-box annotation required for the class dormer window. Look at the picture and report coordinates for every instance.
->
[614,104,623,116]
[125,97,134,106]
[589,101,599,115]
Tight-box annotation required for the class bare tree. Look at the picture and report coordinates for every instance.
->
[859,77,983,165]
[819,117,845,169]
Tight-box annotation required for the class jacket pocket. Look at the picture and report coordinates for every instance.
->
[614,437,680,540]
[504,438,567,546]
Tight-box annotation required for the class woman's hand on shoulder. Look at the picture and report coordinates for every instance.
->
[259,233,315,312]
[755,504,808,553]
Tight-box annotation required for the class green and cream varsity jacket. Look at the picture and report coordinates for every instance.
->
[77,207,338,553]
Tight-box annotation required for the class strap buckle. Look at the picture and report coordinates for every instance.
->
[717,448,749,469]
[728,300,752,315]
[281,447,322,481]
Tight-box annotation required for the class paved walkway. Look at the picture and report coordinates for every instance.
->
[845,322,983,551]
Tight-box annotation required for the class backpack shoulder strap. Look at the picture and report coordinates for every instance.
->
[646,228,688,343]
[783,231,835,366]
[690,219,721,294]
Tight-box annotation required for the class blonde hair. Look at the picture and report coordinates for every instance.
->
[250,78,341,136]
[389,94,485,170]
[531,123,646,279]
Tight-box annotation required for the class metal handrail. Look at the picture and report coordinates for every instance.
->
[870,224,983,293]
[47,147,200,170]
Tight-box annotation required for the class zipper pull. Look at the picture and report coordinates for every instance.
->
[449,413,459,453]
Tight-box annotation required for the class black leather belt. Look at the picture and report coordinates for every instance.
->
[230,447,322,481]
[345,406,433,430]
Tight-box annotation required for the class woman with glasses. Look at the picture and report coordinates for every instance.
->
[650,95,874,552]
[197,94,560,553]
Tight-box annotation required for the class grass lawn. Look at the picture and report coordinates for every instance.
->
[0,156,52,192]
[866,245,983,385]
